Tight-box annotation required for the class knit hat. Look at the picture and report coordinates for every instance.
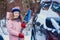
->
[11,6,20,12]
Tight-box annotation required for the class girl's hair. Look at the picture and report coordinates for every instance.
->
[6,12,14,20]
[9,13,14,20]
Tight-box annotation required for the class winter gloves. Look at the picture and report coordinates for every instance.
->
[21,22,26,29]
[18,33,24,38]
[18,22,26,38]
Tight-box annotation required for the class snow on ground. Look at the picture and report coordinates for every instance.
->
[2,35,9,40]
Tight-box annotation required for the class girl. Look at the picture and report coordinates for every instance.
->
[7,7,25,40]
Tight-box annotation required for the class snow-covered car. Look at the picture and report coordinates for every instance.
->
[0,19,9,40]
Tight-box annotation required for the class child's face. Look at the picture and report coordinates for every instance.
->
[13,11,20,18]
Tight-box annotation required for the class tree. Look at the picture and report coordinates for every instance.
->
[0,0,6,19]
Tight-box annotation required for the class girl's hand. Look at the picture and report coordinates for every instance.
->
[18,33,24,38]
[21,22,26,29]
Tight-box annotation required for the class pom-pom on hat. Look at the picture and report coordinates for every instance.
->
[11,6,20,12]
